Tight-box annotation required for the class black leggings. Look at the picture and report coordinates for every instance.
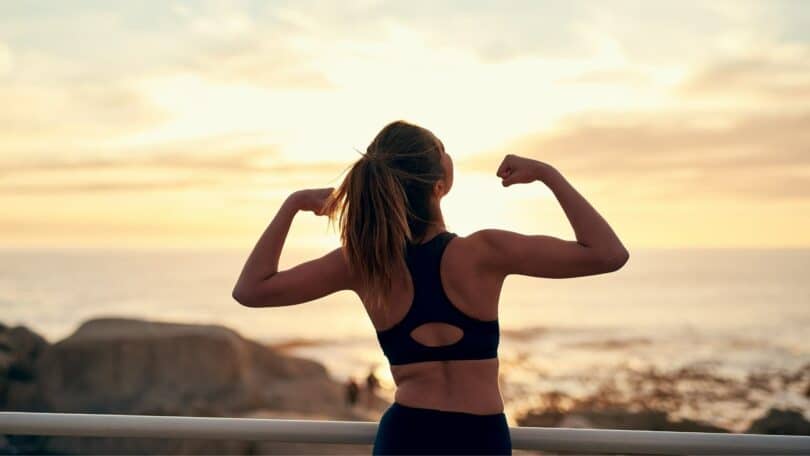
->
[373,402,512,455]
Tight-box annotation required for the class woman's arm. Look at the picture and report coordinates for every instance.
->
[526,157,627,257]
[471,154,629,278]
[233,196,299,294]
[232,188,355,307]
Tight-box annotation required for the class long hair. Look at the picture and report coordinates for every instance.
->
[323,120,446,309]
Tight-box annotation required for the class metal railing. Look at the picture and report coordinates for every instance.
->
[2,412,809,454]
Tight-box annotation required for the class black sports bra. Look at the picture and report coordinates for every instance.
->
[375,231,500,366]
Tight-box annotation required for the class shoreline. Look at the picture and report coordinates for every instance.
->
[2,316,809,454]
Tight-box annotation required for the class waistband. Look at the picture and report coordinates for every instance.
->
[391,401,506,419]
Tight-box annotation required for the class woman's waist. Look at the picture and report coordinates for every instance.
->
[390,358,503,414]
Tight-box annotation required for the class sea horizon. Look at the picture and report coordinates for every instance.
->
[3,246,808,431]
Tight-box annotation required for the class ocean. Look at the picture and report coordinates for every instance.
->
[2,246,808,430]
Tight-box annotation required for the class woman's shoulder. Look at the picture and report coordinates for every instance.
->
[447,229,507,265]
[456,229,516,252]
[450,229,528,275]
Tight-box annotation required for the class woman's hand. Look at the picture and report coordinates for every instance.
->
[288,187,335,216]
[496,154,551,187]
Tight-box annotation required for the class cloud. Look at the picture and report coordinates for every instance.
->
[0,2,333,90]
[265,0,593,63]
[557,69,653,86]
[178,37,333,89]
[679,53,810,101]
[172,5,334,89]
[0,177,219,195]
[0,81,169,152]
[0,146,271,175]
[464,110,810,201]
[0,135,350,195]
[0,139,347,175]
[268,0,808,66]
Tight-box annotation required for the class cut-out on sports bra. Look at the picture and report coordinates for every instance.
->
[375,231,500,366]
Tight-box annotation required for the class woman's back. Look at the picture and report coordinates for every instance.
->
[360,229,507,415]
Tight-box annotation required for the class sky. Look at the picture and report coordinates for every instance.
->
[1,0,809,249]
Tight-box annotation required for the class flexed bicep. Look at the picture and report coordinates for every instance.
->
[471,229,625,279]
[234,247,357,307]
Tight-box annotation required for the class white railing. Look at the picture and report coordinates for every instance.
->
[2,412,809,454]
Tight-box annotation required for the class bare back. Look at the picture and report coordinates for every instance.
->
[358,232,506,415]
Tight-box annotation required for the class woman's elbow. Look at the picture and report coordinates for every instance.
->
[601,247,629,272]
[232,283,286,307]
[232,286,263,307]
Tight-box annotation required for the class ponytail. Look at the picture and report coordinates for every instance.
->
[323,121,446,310]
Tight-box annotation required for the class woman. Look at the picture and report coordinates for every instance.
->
[232,120,629,454]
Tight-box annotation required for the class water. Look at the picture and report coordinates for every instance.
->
[2,246,809,430]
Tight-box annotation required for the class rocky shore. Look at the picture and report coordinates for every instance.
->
[516,363,810,435]
[2,318,808,455]
[1,318,386,454]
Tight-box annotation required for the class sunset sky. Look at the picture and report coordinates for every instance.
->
[2,1,809,249]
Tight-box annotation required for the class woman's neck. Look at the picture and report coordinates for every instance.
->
[417,209,447,243]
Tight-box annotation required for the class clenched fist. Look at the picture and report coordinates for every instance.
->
[289,187,335,215]
[496,154,548,187]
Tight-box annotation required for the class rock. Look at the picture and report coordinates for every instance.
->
[4,380,40,411]
[1,326,49,371]
[516,409,566,427]
[35,318,345,416]
[745,408,810,435]
[13,317,363,455]
[0,323,49,410]
[518,406,728,433]
[1,317,386,454]
[0,351,10,407]
[558,414,592,428]
[578,408,728,432]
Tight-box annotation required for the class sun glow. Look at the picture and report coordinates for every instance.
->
[2,1,809,248]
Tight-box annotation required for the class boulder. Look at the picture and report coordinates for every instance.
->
[516,409,566,428]
[745,408,810,435]
[2,317,372,455]
[1,317,388,454]
[0,323,49,410]
[34,317,346,416]
[574,408,728,432]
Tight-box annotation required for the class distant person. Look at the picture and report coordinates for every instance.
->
[365,368,380,407]
[346,376,360,408]
[233,120,629,454]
